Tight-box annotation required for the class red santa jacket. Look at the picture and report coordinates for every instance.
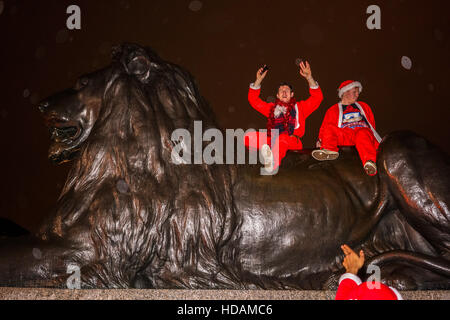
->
[318,101,382,143]
[335,273,403,300]
[248,83,323,138]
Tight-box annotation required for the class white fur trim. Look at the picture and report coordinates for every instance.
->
[339,273,362,286]
[389,286,404,300]
[354,102,382,142]
[294,103,300,129]
[250,82,261,90]
[338,81,362,98]
[310,81,319,90]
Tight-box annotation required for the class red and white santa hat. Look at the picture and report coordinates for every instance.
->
[338,80,363,98]
[336,273,403,300]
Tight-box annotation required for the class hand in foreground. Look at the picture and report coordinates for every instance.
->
[341,244,365,275]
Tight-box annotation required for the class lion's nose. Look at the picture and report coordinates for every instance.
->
[38,101,50,113]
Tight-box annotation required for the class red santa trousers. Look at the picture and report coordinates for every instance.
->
[244,131,303,170]
[320,125,379,165]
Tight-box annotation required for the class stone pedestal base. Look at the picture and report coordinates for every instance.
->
[1,288,449,300]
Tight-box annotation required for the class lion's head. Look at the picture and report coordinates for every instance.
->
[36,43,236,288]
[39,43,212,165]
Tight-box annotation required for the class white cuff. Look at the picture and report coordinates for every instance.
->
[310,81,319,90]
[250,82,261,90]
[339,273,362,286]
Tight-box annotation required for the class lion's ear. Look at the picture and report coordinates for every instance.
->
[113,43,159,83]
[127,54,151,81]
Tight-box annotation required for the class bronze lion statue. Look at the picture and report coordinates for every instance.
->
[0,43,449,290]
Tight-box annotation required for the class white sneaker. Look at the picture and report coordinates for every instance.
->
[364,160,377,176]
[261,144,274,172]
[311,149,339,161]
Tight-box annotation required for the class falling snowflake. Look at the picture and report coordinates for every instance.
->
[99,41,111,55]
[56,29,69,44]
[35,46,46,60]
[116,179,129,194]
[300,24,324,46]
[18,195,28,209]
[188,0,202,12]
[23,89,30,98]
[32,248,42,260]
[9,5,17,15]
[119,0,130,9]
[30,92,40,105]
[434,28,444,42]
[401,56,412,70]
[417,66,424,75]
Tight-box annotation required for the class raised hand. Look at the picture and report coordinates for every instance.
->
[299,60,312,80]
[254,65,268,87]
[340,244,365,275]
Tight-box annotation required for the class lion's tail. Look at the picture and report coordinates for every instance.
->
[366,250,450,278]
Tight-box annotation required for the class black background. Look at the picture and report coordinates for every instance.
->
[0,0,449,233]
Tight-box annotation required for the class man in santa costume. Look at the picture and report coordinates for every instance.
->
[312,80,382,176]
[245,61,323,174]
[336,244,403,300]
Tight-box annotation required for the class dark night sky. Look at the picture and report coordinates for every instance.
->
[0,0,449,233]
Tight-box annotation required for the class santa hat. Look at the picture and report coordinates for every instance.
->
[338,80,363,98]
[336,273,403,300]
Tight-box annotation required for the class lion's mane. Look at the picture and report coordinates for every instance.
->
[38,44,238,288]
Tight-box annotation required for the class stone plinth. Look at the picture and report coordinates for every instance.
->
[1,288,449,300]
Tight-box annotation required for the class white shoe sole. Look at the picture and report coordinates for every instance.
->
[261,144,275,171]
[311,149,339,161]
[364,162,377,175]
[261,144,273,164]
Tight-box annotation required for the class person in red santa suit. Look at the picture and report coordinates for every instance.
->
[312,80,382,176]
[245,61,323,174]
[336,244,403,300]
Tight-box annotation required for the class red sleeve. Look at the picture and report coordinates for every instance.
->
[248,86,272,118]
[299,87,324,119]
[335,273,362,300]
[318,105,338,142]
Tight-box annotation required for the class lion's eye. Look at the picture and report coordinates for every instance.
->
[76,77,89,90]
